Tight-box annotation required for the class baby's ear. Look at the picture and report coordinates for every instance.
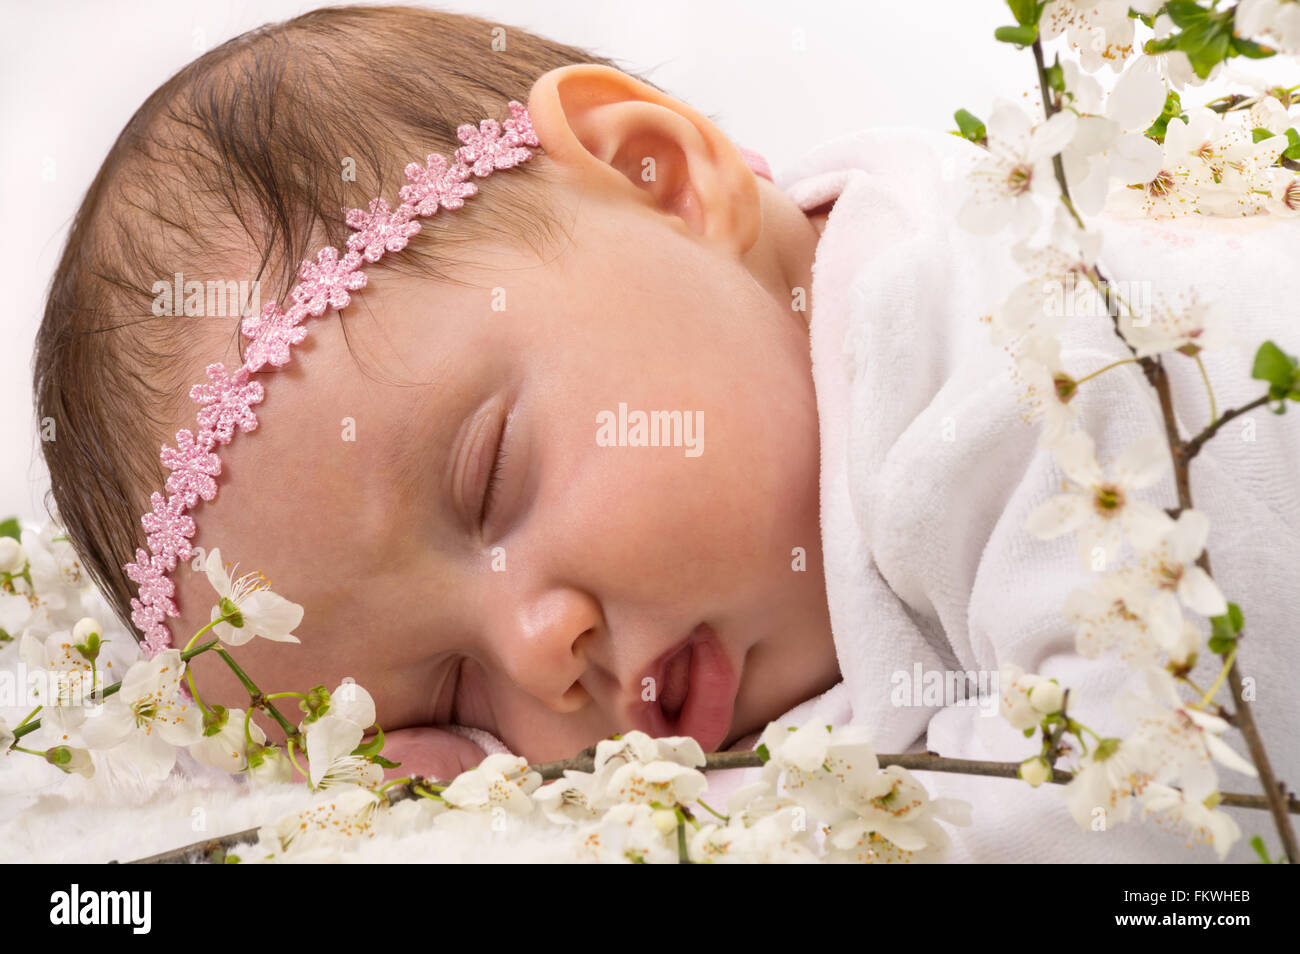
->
[379,726,487,783]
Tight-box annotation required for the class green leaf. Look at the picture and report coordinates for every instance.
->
[994,24,1039,46]
[1250,835,1274,864]
[1283,128,1300,160]
[1144,36,1180,54]
[351,725,386,759]
[1209,602,1243,653]
[1145,90,1186,143]
[755,743,771,763]
[1252,126,1276,142]
[1006,0,1042,27]
[1231,35,1276,59]
[954,108,987,144]
[370,754,400,769]
[0,518,20,541]
[1165,1,1208,28]
[1173,12,1234,79]
[1208,633,1235,654]
[1045,56,1065,93]
[1252,340,1300,395]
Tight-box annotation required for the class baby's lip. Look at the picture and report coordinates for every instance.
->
[624,622,739,753]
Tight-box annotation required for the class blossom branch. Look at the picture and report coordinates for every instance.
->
[1027,34,1299,864]
[7,638,218,743]
[120,746,1300,864]
[213,647,298,741]
[1182,394,1272,461]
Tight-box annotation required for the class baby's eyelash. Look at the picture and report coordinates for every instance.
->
[479,443,508,524]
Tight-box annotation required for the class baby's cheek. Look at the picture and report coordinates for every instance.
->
[380,727,486,782]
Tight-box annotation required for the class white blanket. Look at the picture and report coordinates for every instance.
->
[752,125,1300,863]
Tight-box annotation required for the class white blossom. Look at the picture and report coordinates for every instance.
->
[1064,572,1164,664]
[301,681,383,790]
[1127,510,1227,643]
[440,752,541,813]
[601,759,707,808]
[958,102,1077,236]
[1236,0,1300,52]
[1139,783,1243,859]
[189,706,267,773]
[204,548,304,646]
[78,650,203,780]
[999,663,1057,731]
[1118,669,1257,802]
[759,719,878,824]
[1041,0,1141,73]
[532,770,601,824]
[1027,430,1174,567]
[18,629,102,733]
[827,763,972,862]
[1119,290,1235,358]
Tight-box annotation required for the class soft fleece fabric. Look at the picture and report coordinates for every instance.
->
[755,125,1300,863]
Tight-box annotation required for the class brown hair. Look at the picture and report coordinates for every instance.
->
[32,4,665,641]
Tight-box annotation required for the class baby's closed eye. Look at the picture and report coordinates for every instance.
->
[378,726,488,783]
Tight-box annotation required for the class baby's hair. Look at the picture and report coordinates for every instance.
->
[33,3,666,643]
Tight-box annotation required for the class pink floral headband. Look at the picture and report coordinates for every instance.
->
[123,99,773,656]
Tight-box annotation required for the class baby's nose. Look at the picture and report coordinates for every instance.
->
[493,586,601,713]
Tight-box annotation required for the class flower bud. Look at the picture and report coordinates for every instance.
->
[1029,680,1064,714]
[1018,756,1051,788]
[0,537,24,574]
[72,617,102,643]
[202,704,230,737]
[299,685,332,724]
[651,808,679,835]
[248,743,294,785]
[45,745,95,779]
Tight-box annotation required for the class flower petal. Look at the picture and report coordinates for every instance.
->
[1115,436,1170,488]
[1027,494,1091,539]
[1110,60,1168,132]
[204,547,231,599]
[1179,566,1227,617]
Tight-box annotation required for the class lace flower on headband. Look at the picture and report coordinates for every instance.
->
[124,102,541,656]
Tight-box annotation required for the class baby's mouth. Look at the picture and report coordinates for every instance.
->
[632,623,740,753]
[658,639,694,721]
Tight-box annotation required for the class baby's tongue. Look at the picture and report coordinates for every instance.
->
[659,642,693,721]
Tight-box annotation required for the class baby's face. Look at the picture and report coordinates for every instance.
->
[181,159,837,776]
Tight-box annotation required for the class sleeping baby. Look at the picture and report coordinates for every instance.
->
[32,4,1300,862]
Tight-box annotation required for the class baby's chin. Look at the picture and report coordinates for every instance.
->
[378,727,487,783]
